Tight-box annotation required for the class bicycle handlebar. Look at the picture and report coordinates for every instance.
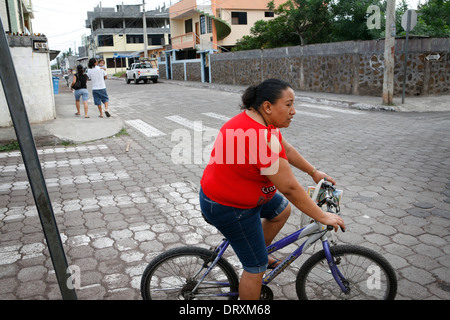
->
[314,179,345,233]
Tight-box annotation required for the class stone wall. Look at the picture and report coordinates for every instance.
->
[159,63,167,79]
[161,59,203,82]
[186,62,202,82]
[171,63,185,81]
[209,38,449,97]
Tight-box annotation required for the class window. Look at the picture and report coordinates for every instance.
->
[106,58,126,68]
[98,35,114,47]
[148,34,164,45]
[200,15,213,34]
[185,19,193,33]
[126,34,144,44]
[231,12,247,25]
[125,19,143,28]
[265,11,274,17]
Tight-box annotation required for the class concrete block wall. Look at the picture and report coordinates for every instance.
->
[0,36,56,127]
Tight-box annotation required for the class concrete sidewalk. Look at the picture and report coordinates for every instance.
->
[0,81,124,147]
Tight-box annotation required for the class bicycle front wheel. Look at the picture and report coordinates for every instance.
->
[296,245,397,300]
[141,246,239,300]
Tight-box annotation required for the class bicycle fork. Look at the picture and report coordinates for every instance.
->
[322,240,350,294]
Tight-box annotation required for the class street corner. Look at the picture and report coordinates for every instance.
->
[47,115,124,144]
[51,82,124,143]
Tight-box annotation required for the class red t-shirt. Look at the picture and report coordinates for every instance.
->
[201,111,288,209]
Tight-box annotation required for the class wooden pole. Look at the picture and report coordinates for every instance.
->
[382,0,396,105]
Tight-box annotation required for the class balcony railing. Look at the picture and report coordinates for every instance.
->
[171,32,197,50]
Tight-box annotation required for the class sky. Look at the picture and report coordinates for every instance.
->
[31,0,423,55]
[32,0,170,53]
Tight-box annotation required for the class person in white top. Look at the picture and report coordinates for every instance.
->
[87,58,111,118]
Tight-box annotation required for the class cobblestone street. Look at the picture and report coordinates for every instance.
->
[0,80,449,300]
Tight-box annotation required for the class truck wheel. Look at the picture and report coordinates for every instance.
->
[134,76,139,84]
[152,79,158,84]
[126,76,131,84]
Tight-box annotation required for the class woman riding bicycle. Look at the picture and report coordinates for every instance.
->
[199,78,345,300]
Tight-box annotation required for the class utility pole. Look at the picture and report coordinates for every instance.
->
[382,0,396,105]
[143,0,148,59]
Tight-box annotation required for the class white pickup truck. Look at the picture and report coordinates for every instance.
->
[125,61,159,84]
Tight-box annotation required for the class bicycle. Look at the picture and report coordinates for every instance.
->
[140,179,398,300]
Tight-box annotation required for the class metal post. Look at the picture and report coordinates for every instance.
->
[0,18,77,300]
[401,10,412,104]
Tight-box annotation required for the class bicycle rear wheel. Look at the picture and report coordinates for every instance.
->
[141,246,239,300]
[296,245,397,300]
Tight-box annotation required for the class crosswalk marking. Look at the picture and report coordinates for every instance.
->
[0,171,130,192]
[0,180,210,268]
[165,115,215,132]
[0,145,108,159]
[202,112,231,121]
[297,101,364,115]
[122,106,360,142]
[125,119,166,137]
[296,111,331,119]
[0,190,149,222]
[0,156,118,172]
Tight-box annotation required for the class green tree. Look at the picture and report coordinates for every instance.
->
[233,0,449,52]
[413,0,450,37]
[234,15,298,50]
[234,0,332,51]
[330,0,386,41]
[274,0,332,46]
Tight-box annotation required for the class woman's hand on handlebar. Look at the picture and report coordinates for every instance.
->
[321,213,346,232]
[312,170,336,185]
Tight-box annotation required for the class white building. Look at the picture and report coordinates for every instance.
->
[0,0,56,127]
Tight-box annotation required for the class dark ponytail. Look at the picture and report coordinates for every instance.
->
[88,58,97,69]
[240,79,292,110]
[76,64,84,76]
[241,85,259,110]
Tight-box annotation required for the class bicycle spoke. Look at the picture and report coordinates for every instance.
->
[141,247,239,300]
[297,245,396,300]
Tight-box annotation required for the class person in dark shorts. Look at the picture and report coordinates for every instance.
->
[87,58,111,118]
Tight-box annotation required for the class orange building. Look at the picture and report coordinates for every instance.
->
[169,0,285,57]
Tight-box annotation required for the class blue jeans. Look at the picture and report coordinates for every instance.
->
[199,188,289,274]
[74,88,88,101]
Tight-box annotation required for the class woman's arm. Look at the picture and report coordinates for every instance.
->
[70,75,77,89]
[265,158,345,231]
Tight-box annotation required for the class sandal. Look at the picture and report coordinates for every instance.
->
[84,116,90,118]
[105,111,110,117]
[75,113,81,116]
[99,115,103,118]
[267,258,282,269]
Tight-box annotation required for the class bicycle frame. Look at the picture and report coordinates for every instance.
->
[263,221,329,284]
[195,220,349,298]
[264,222,349,293]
